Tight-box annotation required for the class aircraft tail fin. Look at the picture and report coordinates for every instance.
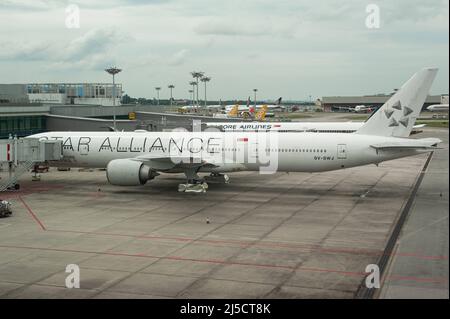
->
[255,105,268,121]
[228,105,239,117]
[356,68,438,137]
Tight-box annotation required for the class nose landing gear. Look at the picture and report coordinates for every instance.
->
[205,173,230,184]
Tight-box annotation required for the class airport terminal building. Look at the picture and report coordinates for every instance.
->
[0,81,244,138]
[0,82,124,138]
[1,83,122,106]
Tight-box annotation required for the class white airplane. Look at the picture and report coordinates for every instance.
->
[224,97,284,113]
[427,104,449,112]
[204,121,426,134]
[263,97,284,111]
[206,104,223,110]
[352,105,374,113]
[28,68,441,193]
[182,104,224,110]
[224,104,250,112]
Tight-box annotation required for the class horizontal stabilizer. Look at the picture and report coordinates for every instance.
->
[370,138,442,150]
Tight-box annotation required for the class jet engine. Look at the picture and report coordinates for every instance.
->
[106,159,157,186]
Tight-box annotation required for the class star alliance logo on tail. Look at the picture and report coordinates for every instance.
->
[384,100,413,128]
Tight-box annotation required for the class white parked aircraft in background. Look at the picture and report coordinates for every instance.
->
[204,121,426,134]
[224,97,284,113]
[352,105,374,113]
[427,104,449,112]
[180,104,224,111]
[29,68,440,193]
[215,104,269,120]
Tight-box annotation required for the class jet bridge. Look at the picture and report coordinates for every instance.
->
[0,136,62,191]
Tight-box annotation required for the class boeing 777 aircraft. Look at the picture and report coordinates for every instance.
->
[28,68,441,193]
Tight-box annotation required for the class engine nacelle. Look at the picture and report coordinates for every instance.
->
[106,159,154,186]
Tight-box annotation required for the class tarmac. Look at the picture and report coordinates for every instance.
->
[380,128,449,298]
[0,128,447,299]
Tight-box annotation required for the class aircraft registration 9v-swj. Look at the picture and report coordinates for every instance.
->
[28,68,441,193]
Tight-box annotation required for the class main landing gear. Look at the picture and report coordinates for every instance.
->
[178,168,208,193]
[178,182,208,193]
[178,171,230,193]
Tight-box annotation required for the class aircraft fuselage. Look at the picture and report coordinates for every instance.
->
[29,131,424,173]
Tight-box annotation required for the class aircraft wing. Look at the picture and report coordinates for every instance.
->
[132,154,220,171]
[370,138,442,150]
[131,153,247,173]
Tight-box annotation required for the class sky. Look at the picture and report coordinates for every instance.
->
[0,0,448,101]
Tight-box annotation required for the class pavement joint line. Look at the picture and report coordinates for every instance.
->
[0,183,67,200]
[387,275,448,284]
[45,228,393,257]
[2,244,439,285]
[399,215,449,241]
[0,250,95,299]
[18,195,47,231]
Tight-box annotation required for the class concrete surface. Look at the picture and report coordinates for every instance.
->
[0,128,447,299]
[380,128,449,299]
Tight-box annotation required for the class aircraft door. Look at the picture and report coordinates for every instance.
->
[337,144,347,159]
[79,144,89,156]
[248,141,259,161]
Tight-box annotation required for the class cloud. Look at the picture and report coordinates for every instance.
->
[0,41,52,61]
[0,0,60,11]
[0,0,448,98]
[195,21,268,37]
[194,18,301,39]
[61,28,125,61]
[379,0,448,23]
[52,28,131,70]
[0,0,171,11]
[0,28,130,72]
[167,49,189,66]
[49,54,117,71]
